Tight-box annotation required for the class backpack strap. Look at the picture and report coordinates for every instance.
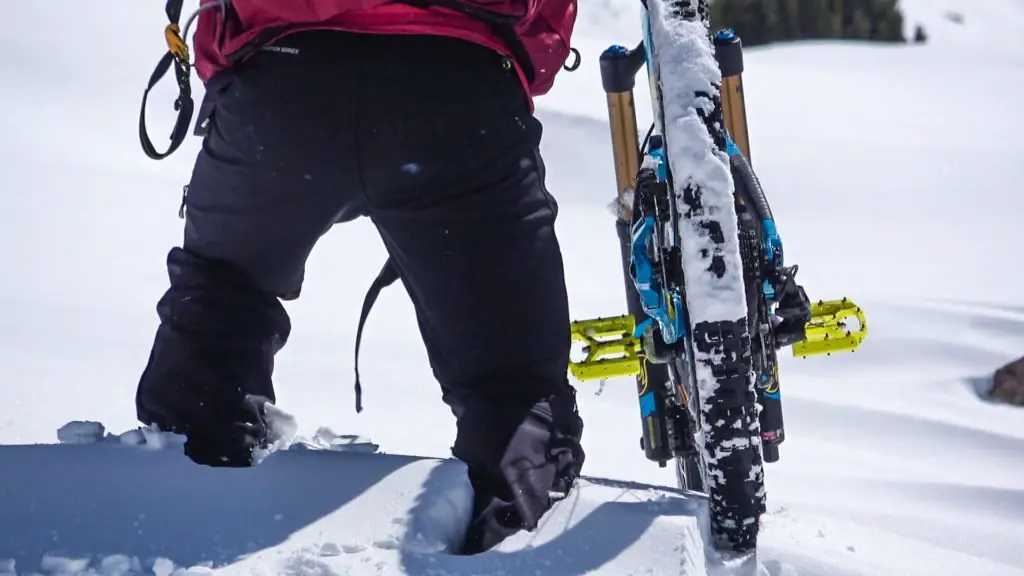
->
[353,257,401,413]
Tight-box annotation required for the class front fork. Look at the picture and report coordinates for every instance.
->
[571,30,867,468]
[584,31,781,467]
[600,42,678,466]
[592,35,774,467]
[714,29,785,463]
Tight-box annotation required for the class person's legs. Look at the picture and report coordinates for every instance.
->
[135,33,369,466]
[136,28,585,550]
[352,34,585,552]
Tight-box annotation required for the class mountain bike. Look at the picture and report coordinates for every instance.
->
[568,0,868,554]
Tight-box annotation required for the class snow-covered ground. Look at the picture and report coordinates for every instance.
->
[2,1,1022,574]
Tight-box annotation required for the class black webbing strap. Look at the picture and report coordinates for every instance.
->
[353,257,401,413]
[139,0,195,160]
[165,0,184,23]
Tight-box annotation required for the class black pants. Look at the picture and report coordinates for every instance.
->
[136,31,583,552]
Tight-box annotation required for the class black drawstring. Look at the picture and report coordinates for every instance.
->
[354,257,400,412]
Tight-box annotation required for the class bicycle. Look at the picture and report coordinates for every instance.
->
[568,0,868,554]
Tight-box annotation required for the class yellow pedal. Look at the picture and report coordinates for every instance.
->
[569,315,643,381]
[792,298,868,358]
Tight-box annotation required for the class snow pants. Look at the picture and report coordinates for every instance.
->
[134,30,583,553]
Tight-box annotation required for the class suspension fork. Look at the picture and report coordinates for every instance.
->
[599,43,678,466]
[600,43,646,220]
[714,29,789,465]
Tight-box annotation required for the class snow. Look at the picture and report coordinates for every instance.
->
[2,0,1024,574]
[1,421,723,576]
[646,1,750,325]
[0,429,476,576]
[56,422,106,445]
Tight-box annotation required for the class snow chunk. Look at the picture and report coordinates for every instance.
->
[151,557,176,576]
[40,553,91,573]
[296,427,380,453]
[57,421,105,444]
[119,426,186,451]
[262,401,298,445]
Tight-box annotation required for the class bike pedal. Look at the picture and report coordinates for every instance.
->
[569,315,643,381]
[792,297,868,357]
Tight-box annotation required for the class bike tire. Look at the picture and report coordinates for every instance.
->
[643,0,765,553]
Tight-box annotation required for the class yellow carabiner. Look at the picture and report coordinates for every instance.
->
[164,24,190,62]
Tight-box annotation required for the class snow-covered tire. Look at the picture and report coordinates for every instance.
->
[645,0,765,553]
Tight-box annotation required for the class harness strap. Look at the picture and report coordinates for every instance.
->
[164,0,184,23]
[353,257,401,413]
[139,0,193,160]
[140,0,225,160]
[139,50,194,160]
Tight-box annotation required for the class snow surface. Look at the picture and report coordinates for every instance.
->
[2,0,1024,574]
[0,422,723,576]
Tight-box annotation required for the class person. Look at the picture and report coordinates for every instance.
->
[134,0,585,555]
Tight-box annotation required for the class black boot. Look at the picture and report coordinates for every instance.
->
[457,384,585,554]
[136,247,290,467]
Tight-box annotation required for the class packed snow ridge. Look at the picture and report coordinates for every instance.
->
[0,421,727,576]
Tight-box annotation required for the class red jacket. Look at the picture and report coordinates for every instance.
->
[192,0,578,104]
